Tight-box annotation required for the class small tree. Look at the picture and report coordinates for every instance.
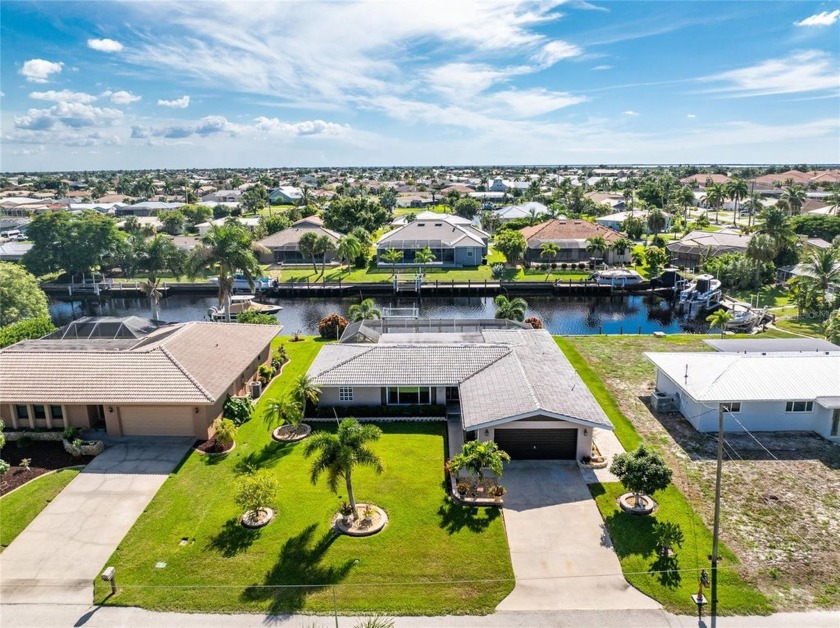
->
[449,440,511,485]
[212,417,237,452]
[539,242,559,268]
[318,313,349,339]
[494,230,527,265]
[414,246,436,269]
[237,310,278,325]
[825,310,840,345]
[494,294,528,321]
[235,469,279,521]
[348,298,382,321]
[293,373,322,414]
[706,308,733,338]
[644,246,669,276]
[264,396,305,435]
[609,444,672,511]
[653,521,684,557]
[381,248,403,277]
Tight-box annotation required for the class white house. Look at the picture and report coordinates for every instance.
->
[201,190,243,203]
[495,202,551,223]
[647,351,840,441]
[596,210,672,234]
[489,178,530,192]
[269,186,303,204]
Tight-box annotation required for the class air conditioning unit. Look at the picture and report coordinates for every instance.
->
[651,391,677,412]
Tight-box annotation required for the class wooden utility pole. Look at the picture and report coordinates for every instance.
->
[711,403,725,618]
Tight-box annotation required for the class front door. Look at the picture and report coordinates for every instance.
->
[832,409,840,437]
[87,404,106,428]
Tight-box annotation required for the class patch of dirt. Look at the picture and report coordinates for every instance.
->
[0,441,92,496]
[570,335,840,611]
[193,438,234,455]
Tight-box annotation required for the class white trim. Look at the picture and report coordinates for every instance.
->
[466,409,613,431]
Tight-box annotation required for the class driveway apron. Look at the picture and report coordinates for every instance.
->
[0,437,191,604]
[497,461,659,611]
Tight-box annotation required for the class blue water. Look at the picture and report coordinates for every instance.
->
[49,294,709,335]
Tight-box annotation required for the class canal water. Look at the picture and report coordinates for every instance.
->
[49,293,710,336]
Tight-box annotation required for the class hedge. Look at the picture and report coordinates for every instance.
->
[0,317,55,349]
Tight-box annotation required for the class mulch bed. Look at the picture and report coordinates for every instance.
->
[193,438,234,455]
[0,441,93,496]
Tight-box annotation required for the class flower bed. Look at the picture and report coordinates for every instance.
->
[193,438,235,456]
[332,503,388,537]
[449,476,504,507]
[62,439,104,457]
[578,441,608,469]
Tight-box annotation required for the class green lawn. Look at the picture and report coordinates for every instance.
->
[590,483,771,615]
[95,336,513,615]
[0,468,81,551]
[728,286,792,309]
[273,264,590,284]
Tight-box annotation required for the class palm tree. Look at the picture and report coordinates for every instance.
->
[414,246,436,270]
[539,242,559,266]
[186,222,262,322]
[803,247,840,293]
[298,231,320,275]
[726,178,748,226]
[293,373,321,414]
[381,248,403,277]
[303,419,383,520]
[781,184,806,216]
[705,183,725,224]
[263,396,305,436]
[706,308,733,338]
[585,235,609,260]
[336,234,363,267]
[448,440,511,485]
[758,206,796,250]
[316,234,335,277]
[527,207,541,226]
[826,184,840,216]
[745,233,777,285]
[137,234,184,320]
[494,294,528,321]
[678,185,695,224]
[139,278,164,320]
[348,298,381,321]
[646,208,666,238]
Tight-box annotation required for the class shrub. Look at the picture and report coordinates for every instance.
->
[0,459,9,477]
[318,313,349,340]
[456,482,470,495]
[550,262,557,269]
[524,316,543,329]
[16,436,32,449]
[223,396,254,426]
[560,262,568,270]
[0,317,55,349]
[577,262,586,270]
[212,418,237,450]
[62,425,79,440]
[610,444,672,510]
[237,310,278,325]
[490,263,505,279]
[235,469,279,518]
[258,364,275,384]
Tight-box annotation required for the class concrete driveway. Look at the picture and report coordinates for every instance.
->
[0,437,191,604]
[497,461,659,611]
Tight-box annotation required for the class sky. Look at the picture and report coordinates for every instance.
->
[1,1,839,171]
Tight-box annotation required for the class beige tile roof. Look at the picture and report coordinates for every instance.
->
[256,223,342,250]
[0,322,280,405]
[519,219,622,247]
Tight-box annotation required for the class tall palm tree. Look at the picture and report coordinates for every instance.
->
[611,237,632,261]
[336,234,363,268]
[414,246,436,270]
[705,183,725,224]
[348,298,381,321]
[381,248,403,277]
[494,294,528,321]
[186,222,262,322]
[539,242,559,264]
[745,233,777,285]
[706,308,733,338]
[803,247,840,293]
[303,419,383,520]
[780,184,806,216]
[726,178,749,226]
[758,206,796,250]
[316,234,335,277]
[138,235,184,320]
[293,373,321,414]
[678,185,695,224]
[646,208,666,238]
[585,235,609,259]
[298,231,321,275]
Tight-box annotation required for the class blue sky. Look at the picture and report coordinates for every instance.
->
[1,1,839,171]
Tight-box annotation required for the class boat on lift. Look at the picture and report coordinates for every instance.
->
[207,295,282,321]
[588,268,644,287]
[679,274,722,304]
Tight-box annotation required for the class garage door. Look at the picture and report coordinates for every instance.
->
[119,406,195,437]
[494,428,578,460]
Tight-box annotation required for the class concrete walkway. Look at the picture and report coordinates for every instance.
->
[579,427,623,484]
[2,603,838,628]
[0,437,192,605]
[497,461,659,611]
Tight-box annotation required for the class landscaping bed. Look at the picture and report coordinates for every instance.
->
[0,440,93,496]
[564,334,840,611]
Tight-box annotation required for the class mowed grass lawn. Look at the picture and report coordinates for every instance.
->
[0,468,81,550]
[95,336,513,615]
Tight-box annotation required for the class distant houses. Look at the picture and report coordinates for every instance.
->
[519,219,630,264]
[596,209,672,234]
[376,214,489,267]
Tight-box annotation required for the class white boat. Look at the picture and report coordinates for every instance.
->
[679,274,722,304]
[208,274,273,292]
[589,269,644,287]
[207,295,282,321]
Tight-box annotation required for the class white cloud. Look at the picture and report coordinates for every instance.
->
[30,89,97,104]
[794,10,840,27]
[13,103,124,137]
[157,95,190,108]
[686,114,696,119]
[532,40,583,67]
[487,88,587,118]
[426,63,516,99]
[701,50,839,97]
[623,110,639,116]
[87,38,124,52]
[110,90,141,105]
[132,115,240,139]
[20,59,63,83]
[254,116,348,137]
[592,64,612,71]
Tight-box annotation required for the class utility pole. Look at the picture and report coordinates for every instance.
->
[711,403,725,618]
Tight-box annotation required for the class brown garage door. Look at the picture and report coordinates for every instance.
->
[494,428,578,460]
[119,406,195,437]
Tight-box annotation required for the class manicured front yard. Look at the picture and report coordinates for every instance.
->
[272,264,591,284]
[0,468,81,551]
[95,336,513,614]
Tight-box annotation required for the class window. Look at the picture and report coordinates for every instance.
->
[386,386,431,405]
[721,402,741,413]
[339,387,354,402]
[785,401,813,413]
[50,405,63,420]
[15,405,28,420]
[32,405,46,420]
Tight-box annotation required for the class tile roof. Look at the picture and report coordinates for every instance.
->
[519,219,622,248]
[257,222,342,250]
[0,321,280,405]
[666,230,751,254]
[377,219,487,248]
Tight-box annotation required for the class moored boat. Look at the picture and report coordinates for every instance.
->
[207,295,282,321]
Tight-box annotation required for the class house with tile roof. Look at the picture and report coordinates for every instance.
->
[376,215,489,267]
[647,351,840,441]
[307,321,614,460]
[665,230,751,268]
[256,215,343,264]
[0,317,280,439]
[519,219,630,264]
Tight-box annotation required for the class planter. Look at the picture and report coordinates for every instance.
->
[618,492,657,515]
[271,423,312,443]
[194,440,236,456]
[62,439,104,457]
[332,503,388,537]
[241,508,275,529]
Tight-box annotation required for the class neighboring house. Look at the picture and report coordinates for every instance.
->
[391,211,473,227]
[308,321,614,460]
[519,219,630,264]
[256,215,342,264]
[585,192,626,210]
[116,216,162,232]
[647,351,840,441]
[703,338,840,354]
[269,186,303,204]
[395,195,434,209]
[777,260,840,294]
[0,241,33,262]
[495,202,550,223]
[666,230,751,268]
[679,173,731,188]
[114,201,183,217]
[0,317,280,439]
[489,178,530,192]
[201,190,243,203]
[596,210,672,234]
[196,216,261,237]
[376,215,489,267]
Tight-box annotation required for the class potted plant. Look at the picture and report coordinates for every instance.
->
[489,485,506,501]
[456,482,470,497]
[339,501,354,525]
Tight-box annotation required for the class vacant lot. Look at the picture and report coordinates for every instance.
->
[95,336,513,615]
[566,335,840,610]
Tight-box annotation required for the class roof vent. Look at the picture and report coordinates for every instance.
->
[434,223,442,226]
